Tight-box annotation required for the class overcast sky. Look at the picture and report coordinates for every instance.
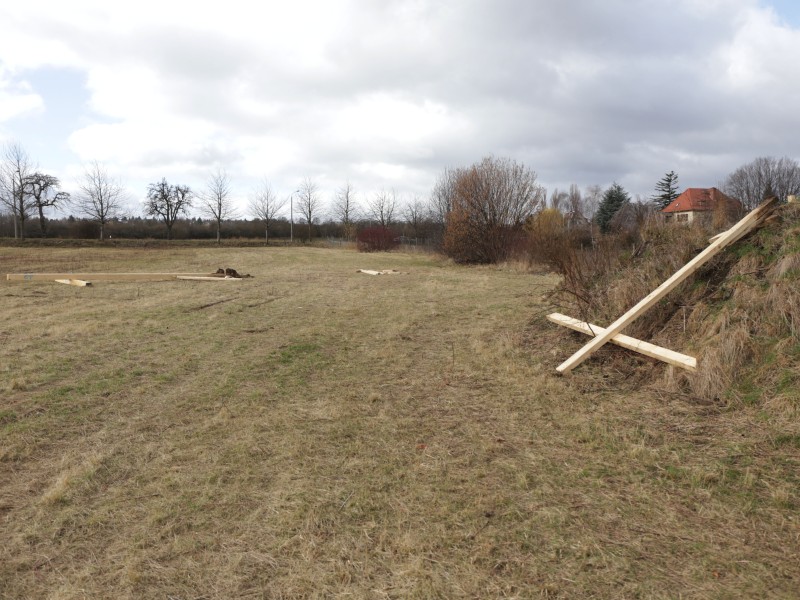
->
[1,0,799,217]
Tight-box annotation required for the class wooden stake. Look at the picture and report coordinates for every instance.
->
[547,313,696,371]
[556,197,776,374]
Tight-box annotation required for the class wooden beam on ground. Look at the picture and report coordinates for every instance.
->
[547,313,696,372]
[357,269,400,275]
[556,197,777,374]
[7,272,213,282]
[54,279,92,287]
[176,276,244,281]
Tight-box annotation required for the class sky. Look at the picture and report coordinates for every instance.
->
[1,0,799,218]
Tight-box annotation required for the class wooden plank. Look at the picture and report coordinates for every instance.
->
[557,197,777,374]
[357,269,400,275]
[176,276,244,281]
[54,279,92,287]
[547,312,696,372]
[7,272,212,282]
[709,211,771,245]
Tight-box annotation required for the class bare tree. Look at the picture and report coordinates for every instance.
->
[248,177,286,243]
[145,178,193,240]
[549,188,568,212]
[331,181,359,240]
[0,142,35,239]
[566,184,583,215]
[200,168,237,243]
[429,166,458,230]
[583,184,603,220]
[403,195,425,240]
[723,156,800,210]
[367,189,397,227]
[296,177,320,242]
[75,160,125,240]
[26,173,70,237]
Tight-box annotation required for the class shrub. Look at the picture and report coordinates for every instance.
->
[357,226,399,252]
[439,156,545,263]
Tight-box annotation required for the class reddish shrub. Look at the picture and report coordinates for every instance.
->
[357,226,400,252]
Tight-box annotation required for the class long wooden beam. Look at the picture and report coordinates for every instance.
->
[7,272,213,282]
[547,313,696,372]
[176,276,243,281]
[556,197,777,374]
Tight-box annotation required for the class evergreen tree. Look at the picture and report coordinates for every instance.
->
[652,170,680,209]
[595,182,630,234]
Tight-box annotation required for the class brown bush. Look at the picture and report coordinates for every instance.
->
[440,156,545,263]
[357,226,399,252]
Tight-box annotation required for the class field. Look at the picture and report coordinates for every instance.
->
[1,245,798,598]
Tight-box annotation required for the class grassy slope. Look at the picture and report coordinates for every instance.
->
[0,246,797,598]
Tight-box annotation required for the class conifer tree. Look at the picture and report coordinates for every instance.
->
[652,171,680,209]
[596,182,630,234]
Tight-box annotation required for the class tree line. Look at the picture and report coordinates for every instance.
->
[2,140,798,254]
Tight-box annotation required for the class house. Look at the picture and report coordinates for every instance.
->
[661,188,742,223]
[563,210,590,230]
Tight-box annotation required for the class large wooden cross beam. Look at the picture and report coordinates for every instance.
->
[556,197,777,374]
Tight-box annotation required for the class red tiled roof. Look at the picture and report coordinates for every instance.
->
[661,187,741,213]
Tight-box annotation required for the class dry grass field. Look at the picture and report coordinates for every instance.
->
[1,245,798,598]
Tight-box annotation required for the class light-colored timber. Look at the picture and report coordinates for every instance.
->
[557,197,777,374]
[357,269,400,275]
[54,279,92,287]
[547,312,697,372]
[7,272,213,282]
[176,276,244,281]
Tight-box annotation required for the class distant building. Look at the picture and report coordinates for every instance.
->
[563,210,590,230]
[661,188,743,223]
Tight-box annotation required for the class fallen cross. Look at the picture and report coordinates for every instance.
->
[547,313,696,372]
[550,196,777,374]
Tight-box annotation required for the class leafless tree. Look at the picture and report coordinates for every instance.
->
[26,173,70,237]
[403,195,425,240]
[0,142,35,239]
[145,178,193,240]
[75,160,126,240]
[429,167,459,224]
[248,177,286,243]
[567,184,583,215]
[723,156,800,210]
[331,181,359,240]
[200,168,237,243]
[549,188,568,212]
[296,177,320,242]
[368,189,397,228]
[583,184,603,220]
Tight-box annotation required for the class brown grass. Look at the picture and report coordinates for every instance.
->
[1,245,799,598]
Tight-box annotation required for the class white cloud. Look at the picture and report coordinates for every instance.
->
[0,69,44,122]
[1,0,799,207]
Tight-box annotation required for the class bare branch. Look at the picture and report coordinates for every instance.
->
[145,178,193,240]
[248,177,286,243]
[296,177,320,242]
[0,142,36,239]
[75,160,125,240]
[199,168,237,243]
